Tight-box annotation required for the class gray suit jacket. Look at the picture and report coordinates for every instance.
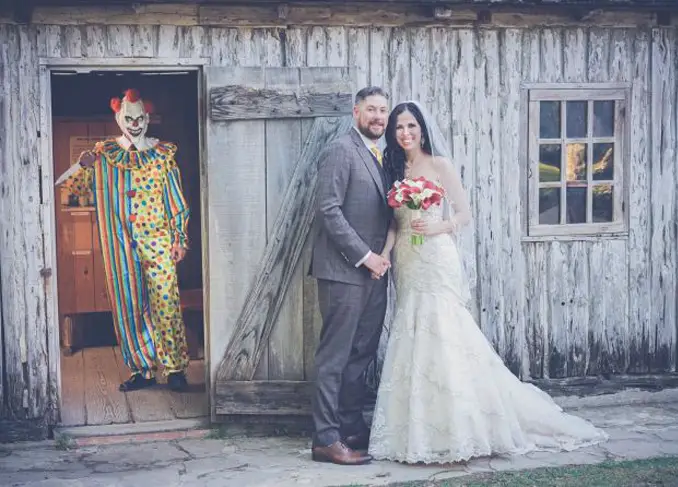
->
[310,128,392,286]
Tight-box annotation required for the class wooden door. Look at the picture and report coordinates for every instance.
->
[205,67,355,418]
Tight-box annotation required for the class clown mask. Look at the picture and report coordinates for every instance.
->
[110,89,152,149]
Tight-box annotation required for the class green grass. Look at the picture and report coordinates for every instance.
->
[347,457,678,487]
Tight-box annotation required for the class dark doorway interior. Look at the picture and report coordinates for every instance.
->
[51,70,207,427]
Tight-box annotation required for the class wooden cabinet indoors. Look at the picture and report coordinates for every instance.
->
[54,119,119,354]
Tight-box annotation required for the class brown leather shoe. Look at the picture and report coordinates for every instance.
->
[343,433,370,451]
[312,441,373,465]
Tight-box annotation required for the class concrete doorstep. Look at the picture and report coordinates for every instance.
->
[1,388,678,487]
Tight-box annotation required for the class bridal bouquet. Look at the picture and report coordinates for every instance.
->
[387,177,446,245]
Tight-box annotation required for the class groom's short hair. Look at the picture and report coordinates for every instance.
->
[355,86,389,104]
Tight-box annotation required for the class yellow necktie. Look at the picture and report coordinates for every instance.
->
[371,146,383,166]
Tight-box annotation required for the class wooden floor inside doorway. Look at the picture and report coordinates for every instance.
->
[60,346,208,427]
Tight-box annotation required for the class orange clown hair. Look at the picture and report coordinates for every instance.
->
[110,88,154,114]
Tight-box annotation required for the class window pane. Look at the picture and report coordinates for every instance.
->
[539,188,560,224]
[566,185,587,224]
[539,144,561,182]
[565,143,587,181]
[539,101,561,139]
[566,101,588,138]
[593,101,615,137]
[592,184,614,222]
[593,143,614,180]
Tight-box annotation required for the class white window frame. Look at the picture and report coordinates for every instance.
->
[525,83,630,239]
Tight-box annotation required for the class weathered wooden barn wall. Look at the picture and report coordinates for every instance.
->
[0,22,676,424]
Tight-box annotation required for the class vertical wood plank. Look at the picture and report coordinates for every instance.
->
[563,28,587,82]
[650,28,677,372]
[226,30,272,380]
[410,28,431,106]
[83,25,107,58]
[588,29,610,83]
[131,25,157,58]
[541,28,563,82]
[369,27,390,89]
[569,241,590,376]
[389,28,410,104]
[105,25,134,57]
[0,25,8,415]
[157,25,182,59]
[205,68,267,388]
[526,243,548,378]
[251,31,285,380]
[326,27,347,67]
[306,26,326,67]
[179,26,206,59]
[287,31,321,380]
[40,75,59,425]
[347,28,369,89]
[475,30,504,356]
[607,29,633,374]
[430,28,451,144]
[675,31,678,375]
[588,240,630,375]
[627,31,652,373]
[301,117,322,381]
[38,25,63,58]
[16,27,49,419]
[206,28,227,65]
[263,29,284,67]
[500,29,528,376]
[61,26,83,58]
[547,241,570,378]
[522,29,541,83]
[265,115,305,380]
[285,27,307,67]
[450,30,478,321]
[263,74,305,381]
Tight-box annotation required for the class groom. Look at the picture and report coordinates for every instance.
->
[309,86,392,465]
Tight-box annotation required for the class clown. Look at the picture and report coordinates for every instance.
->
[59,89,191,392]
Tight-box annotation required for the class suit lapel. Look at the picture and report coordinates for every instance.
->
[350,129,386,200]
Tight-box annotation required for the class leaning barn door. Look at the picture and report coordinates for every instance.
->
[204,67,354,418]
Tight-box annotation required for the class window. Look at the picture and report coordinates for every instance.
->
[527,85,628,238]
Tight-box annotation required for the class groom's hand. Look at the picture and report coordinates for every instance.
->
[365,253,390,279]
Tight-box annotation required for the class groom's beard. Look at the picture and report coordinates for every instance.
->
[357,122,385,141]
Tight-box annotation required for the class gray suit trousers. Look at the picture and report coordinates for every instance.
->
[312,276,388,447]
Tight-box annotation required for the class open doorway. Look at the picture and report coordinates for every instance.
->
[51,70,207,428]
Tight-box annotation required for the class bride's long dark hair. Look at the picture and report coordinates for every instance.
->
[384,102,433,185]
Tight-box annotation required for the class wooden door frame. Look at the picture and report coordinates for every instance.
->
[37,57,212,425]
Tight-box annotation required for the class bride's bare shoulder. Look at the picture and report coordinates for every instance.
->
[430,155,452,167]
[430,156,455,176]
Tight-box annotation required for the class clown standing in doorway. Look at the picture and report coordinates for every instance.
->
[57,89,191,392]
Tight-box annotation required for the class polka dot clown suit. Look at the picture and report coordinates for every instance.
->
[63,89,191,392]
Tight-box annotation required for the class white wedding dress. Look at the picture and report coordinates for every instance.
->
[368,203,609,464]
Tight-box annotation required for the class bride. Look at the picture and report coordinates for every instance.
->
[367,101,608,464]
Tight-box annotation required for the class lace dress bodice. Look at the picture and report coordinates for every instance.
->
[392,204,471,304]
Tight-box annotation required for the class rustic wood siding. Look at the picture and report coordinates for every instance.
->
[0,23,676,420]
[0,25,50,421]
